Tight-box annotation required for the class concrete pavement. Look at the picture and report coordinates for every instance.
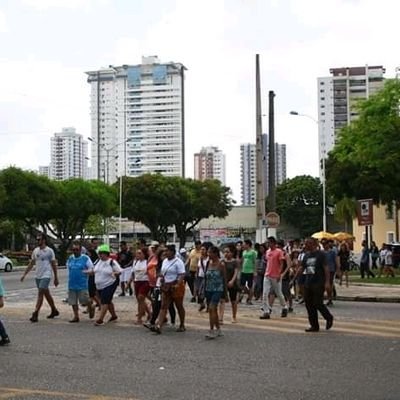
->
[336,281,400,303]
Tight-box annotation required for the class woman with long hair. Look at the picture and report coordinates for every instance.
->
[205,246,227,339]
[338,242,350,287]
[132,247,150,325]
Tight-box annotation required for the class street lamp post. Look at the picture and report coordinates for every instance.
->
[88,137,130,243]
[289,111,327,232]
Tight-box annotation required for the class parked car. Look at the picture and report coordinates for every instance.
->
[0,254,13,272]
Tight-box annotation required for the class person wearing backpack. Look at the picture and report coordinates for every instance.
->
[86,244,122,326]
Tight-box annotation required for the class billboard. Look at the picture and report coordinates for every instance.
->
[357,199,373,226]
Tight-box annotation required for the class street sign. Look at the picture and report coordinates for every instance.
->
[266,212,280,228]
[357,199,373,226]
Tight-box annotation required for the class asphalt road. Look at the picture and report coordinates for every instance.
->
[0,271,399,400]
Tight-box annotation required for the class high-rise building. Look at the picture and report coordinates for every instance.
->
[317,66,385,168]
[263,134,286,195]
[49,127,88,181]
[240,135,287,205]
[86,56,187,183]
[194,146,226,185]
[38,166,50,178]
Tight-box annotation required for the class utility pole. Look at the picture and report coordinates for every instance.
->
[268,90,276,211]
[255,54,266,243]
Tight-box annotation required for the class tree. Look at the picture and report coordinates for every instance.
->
[326,79,400,239]
[275,175,323,237]
[121,174,176,242]
[334,197,357,232]
[169,178,234,248]
[44,179,117,264]
[120,174,234,245]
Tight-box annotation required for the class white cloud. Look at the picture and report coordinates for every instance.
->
[0,10,8,32]
[21,0,110,10]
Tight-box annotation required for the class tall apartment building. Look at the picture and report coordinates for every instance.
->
[240,135,287,205]
[86,56,186,184]
[317,65,385,168]
[38,166,50,178]
[194,146,226,185]
[49,127,88,181]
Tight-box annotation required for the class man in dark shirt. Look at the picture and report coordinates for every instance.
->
[298,238,333,332]
[117,241,133,296]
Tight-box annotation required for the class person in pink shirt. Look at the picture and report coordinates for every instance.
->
[260,236,288,319]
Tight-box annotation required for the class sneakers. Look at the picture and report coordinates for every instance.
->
[281,308,288,318]
[30,311,39,323]
[108,315,118,323]
[190,297,196,303]
[94,319,104,326]
[47,309,60,319]
[118,292,126,297]
[143,321,154,330]
[305,327,319,332]
[326,300,333,307]
[205,330,216,340]
[246,300,253,306]
[198,303,206,312]
[259,313,270,320]
[0,336,10,346]
[216,328,224,337]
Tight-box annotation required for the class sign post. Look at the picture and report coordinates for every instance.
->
[357,199,373,247]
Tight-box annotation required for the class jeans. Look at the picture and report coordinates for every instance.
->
[262,277,287,312]
[304,283,332,329]
[360,262,375,278]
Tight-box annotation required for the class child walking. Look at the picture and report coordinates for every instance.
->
[0,275,10,346]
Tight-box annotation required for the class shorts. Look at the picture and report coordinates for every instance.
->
[205,291,223,306]
[120,267,133,283]
[227,287,238,302]
[35,278,51,290]
[134,281,150,297]
[88,275,97,298]
[68,290,89,306]
[240,273,254,289]
[97,281,118,305]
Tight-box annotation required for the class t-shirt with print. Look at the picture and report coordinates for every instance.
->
[67,254,93,291]
[301,250,327,287]
[133,259,148,281]
[265,248,284,279]
[94,259,122,290]
[242,249,257,274]
[161,257,185,283]
[31,246,56,279]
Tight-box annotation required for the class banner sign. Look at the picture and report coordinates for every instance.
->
[357,199,373,226]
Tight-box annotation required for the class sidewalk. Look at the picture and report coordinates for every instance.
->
[336,282,400,303]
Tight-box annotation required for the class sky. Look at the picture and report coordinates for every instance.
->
[0,0,399,201]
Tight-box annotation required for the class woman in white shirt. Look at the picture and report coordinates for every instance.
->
[154,244,186,334]
[132,248,150,324]
[89,244,122,326]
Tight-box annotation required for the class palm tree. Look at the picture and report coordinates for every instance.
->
[334,197,357,232]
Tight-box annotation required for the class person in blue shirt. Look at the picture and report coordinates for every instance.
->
[0,276,10,345]
[67,241,94,322]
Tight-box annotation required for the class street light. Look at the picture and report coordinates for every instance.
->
[289,111,327,232]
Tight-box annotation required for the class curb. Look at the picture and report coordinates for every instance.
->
[336,296,400,304]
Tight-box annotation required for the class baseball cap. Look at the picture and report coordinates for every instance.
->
[98,244,110,254]
[150,240,159,246]
[179,248,187,254]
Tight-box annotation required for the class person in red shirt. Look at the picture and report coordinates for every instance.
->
[260,236,288,319]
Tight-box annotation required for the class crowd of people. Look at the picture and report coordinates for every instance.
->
[0,233,383,346]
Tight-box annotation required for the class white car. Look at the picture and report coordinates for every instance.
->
[0,254,13,272]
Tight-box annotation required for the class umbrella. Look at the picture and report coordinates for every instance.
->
[311,231,335,240]
[333,232,354,241]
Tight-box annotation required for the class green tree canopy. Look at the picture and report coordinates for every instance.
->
[326,79,400,205]
[275,175,323,237]
[120,174,234,245]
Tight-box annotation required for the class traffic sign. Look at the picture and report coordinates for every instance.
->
[266,212,280,228]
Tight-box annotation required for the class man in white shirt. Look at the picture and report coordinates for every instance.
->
[21,234,59,323]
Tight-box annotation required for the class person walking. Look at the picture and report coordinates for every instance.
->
[298,238,333,332]
[0,275,10,346]
[338,242,350,287]
[154,245,186,334]
[321,239,340,306]
[239,239,257,305]
[89,244,122,326]
[260,237,288,320]
[66,241,94,322]
[204,246,227,339]
[370,241,379,270]
[21,234,59,323]
[185,240,202,302]
[195,244,209,312]
[360,240,375,279]
[117,241,133,296]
